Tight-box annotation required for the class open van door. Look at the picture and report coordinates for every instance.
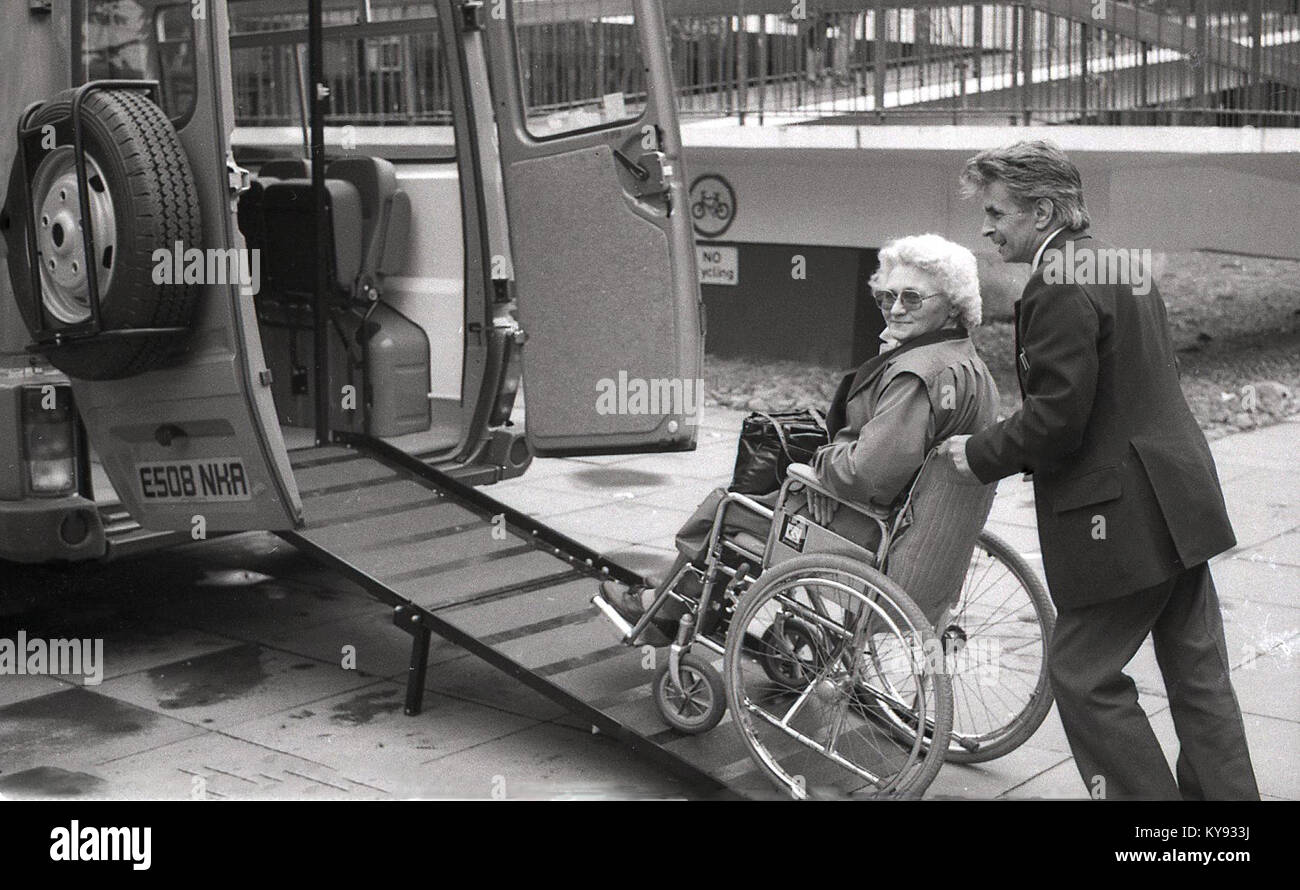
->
[483,0,703,456]
[5,2,301,533]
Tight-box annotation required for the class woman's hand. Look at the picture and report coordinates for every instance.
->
[806,489,840,526]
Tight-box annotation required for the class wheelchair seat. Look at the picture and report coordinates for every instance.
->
[727,530,767,557]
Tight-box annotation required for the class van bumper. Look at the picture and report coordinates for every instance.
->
[0,496,107,563]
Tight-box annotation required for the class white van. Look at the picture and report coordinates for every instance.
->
[0,0,702,566]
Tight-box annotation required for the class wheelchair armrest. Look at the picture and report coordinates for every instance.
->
[786,462,822,489]
[783,463,889,525]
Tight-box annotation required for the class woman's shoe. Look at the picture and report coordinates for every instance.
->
[597,580,672,646]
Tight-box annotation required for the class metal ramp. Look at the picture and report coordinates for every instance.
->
[280,435,774,799]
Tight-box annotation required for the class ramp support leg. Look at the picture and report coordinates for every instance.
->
[394,605,431,716]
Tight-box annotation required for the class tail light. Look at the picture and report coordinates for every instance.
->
[21,385,77,496]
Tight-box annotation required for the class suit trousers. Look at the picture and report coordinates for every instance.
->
[1048,561,1259,800]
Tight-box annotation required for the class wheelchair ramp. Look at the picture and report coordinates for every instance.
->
[280,435,779,799]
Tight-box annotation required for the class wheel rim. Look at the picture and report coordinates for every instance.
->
[730,570,941,798]
[31,147,118,325]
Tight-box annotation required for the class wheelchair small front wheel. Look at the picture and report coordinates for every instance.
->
[653,653,726,735]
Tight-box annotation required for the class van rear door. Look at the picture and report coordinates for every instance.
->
[483,0,703,456]
[52,2,300,533]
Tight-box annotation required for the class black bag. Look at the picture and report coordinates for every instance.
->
[728,408,829,495]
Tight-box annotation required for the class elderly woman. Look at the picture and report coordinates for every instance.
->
[601,233,1000,642]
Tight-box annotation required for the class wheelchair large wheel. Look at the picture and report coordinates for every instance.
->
[941,529,1055,762]
[725,554,952,800]
[875,529,1055,764]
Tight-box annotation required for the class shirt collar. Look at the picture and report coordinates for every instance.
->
[1031,225,1068,273]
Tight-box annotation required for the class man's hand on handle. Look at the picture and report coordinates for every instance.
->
[940,434,980,483]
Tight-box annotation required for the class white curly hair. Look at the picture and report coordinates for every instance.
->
[869,233,982,329]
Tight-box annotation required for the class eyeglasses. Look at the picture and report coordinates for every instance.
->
[873,288,945,312]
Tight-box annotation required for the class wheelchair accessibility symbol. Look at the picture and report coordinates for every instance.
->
[688,174,736,238]
[779,514,808,552]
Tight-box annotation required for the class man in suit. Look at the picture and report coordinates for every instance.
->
[940,140,1259,800]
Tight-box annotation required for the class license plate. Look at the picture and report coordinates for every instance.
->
[137,458,252,502]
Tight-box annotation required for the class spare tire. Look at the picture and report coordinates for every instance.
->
[1,87,201,380]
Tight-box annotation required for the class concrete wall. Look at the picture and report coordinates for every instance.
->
[680,125,1300,364]
[681,125,1300,261]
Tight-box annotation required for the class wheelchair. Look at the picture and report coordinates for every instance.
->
[593,450,1055,799]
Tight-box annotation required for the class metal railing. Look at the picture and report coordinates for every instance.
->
[214,0,1300,129]
[668,1,1300,127]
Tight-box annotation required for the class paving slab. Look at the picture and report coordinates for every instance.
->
[927,743,1072,799]
[89,730,384,800]
[221,680,539,794]
[1240,712,1300,800]
[396,720,699,799]
[625,479,728,513]
[1230,651,1300,723]
[472,483,610,519]
[95,643,376,729]
[263,603,467,679]
[1001,758,1091,799]
[981,521,1043,557]
[1212,555,1300,609]
[1234,530,1300,568]
[1210,419,1299,474]
[0,687,206,779]
[543,501,697,548]
[0,673,70,708]
[1218,469,1300,551]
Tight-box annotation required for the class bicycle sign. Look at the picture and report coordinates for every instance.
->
[688,173,736,238]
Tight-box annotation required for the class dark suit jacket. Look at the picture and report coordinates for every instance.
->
[965,229,1235,608]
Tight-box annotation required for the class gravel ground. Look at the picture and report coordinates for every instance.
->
[705,250,1300,439]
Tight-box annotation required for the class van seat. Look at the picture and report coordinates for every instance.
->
[260,178,363,310]
[325,156,411,292]
[256,158,311,180]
